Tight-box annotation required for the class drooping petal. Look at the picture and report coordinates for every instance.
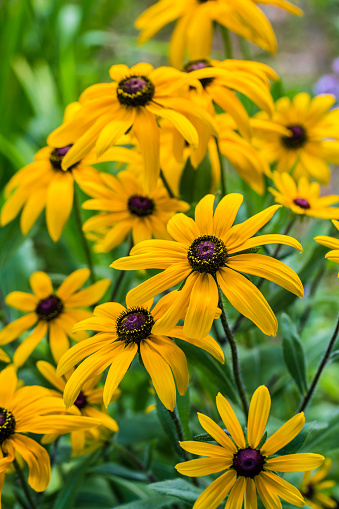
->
[255,473,282,509]
[247,385,271,449]
[232,233,302,253]
[11,434,51,492]
[216,392,246,449]
[84,407,119,432]
[169,327,224,363]
[260,471,305,506]
[0,366,18,408]
[103,344,137,407]
[46,171,74,242]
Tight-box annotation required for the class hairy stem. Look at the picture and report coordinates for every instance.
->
[14,459,38,509]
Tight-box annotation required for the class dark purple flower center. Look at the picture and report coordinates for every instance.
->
[74,391,87,410]
[128,195,155,217]
[281,125,308,150]
[49,145,78,171]
[117,75,155,107]
[304,483,315,500]
[187,235,228,273]
[232,448,265,478]
[36,295,64,321]
[0,408,16,444]
[184,59,214,88]
[293,197,311,209]
[116,307,155,344]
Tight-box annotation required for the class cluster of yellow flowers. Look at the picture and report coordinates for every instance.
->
[1,0,339,507]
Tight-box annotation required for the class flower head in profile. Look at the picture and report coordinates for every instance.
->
[112,193,303,339]
[0,366,99,500]
[47,63,218,193]
[135,0,302,68]
[300,459,336,509]
[0,269,110,366]
[251,93,339,185]
[176,386,324,509]
[314,220,339,276]
[37,361,119,455]
[269,172,339,219]
[80,170,189,252]
[57,295,224,412]
[1,103,102,242]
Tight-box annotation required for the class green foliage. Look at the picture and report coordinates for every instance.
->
[281,313,308,395]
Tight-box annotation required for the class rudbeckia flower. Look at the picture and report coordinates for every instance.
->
[47,63,218,193]
[314,220,339,275]
[135,0,302,68]
[175,386,324,509]
[57,295,224,411]
[0,269,110,366]
[251,93,339,185]
[37,361,119,455]
[80,170,189,252]
[1,103,102,242]
[300,459,336,509]
[269,172,339,219]
[112,193,303,339]
[0,366,99,501]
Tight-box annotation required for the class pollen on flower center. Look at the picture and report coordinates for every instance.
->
[187,235,228,273]
[116,307,155,344]
[128,195,155,217]
[36,295,64,321]
[116,75,155,107]
[74,391,87,410]
[232,447,265,478]
[49,145,78,171]
[281,125,308,150]
[184,59,214,88]
[293,197,311,209]
[0,408,16,444]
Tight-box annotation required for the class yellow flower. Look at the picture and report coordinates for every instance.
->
[251,93,339,185]
[300,459,336,509]
[37,361,119,455]
[57,294,224,412]
[112,193,303,339]
[1,103,102,242]
[135,0,302,68]
[80,170,189,252]
[47,63,218,194]
[0,350,10,364]
[269,172,339,219]
[314,220,339,275]
[175,386,324,509]
[0,269,110,366]
[0,366,99,500]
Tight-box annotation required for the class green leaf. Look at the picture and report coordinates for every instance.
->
[281,313,308,395]
[90,463,149,482]
[155,396,182,458]
[180,157,212,204]
[52,455,94,509]
[150,479,202,503]
[176,388,191,440]
[275,422,313,455]
[302,410,339,453]
[114,496,176,509]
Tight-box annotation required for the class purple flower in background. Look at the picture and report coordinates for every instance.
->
[314,58,339,100]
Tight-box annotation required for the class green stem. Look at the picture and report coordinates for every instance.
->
[216,138,227,197]
[74,188,96,284]
[220,26,233,59]
[298,316,339,413]
[238,37,252,60]
[160,169,175,198]
[298,264,325,334]
[14,459,38,509]
[110,238,133,301]
[114,443,157,483]
[217,287,249,416]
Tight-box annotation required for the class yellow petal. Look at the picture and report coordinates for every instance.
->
[226,477,246,509]
[30,271,53,299]
[64,279,110,307]
[0,313,38,346]
[232,234,302,253]
[46,171,74,242]
[5,291,39,312]
[178,441,234,459]
[265,453,324,472]
[186,470,236,509]
[103,343,137,407]
[175,457,231,476]
[11,434,50,492]
[245,478,258,509]
[260,472,304,506]
[56,269,91,300]
[255,473,282,509]
[214,194,244,240]
[170,327,224,363]
[260,412,305,456]
[36,361,66,392]
[247,386,271,449]
[194,194,215,235]
[183,273,219,339]
[197,414,237,454]
[216,392,246,449]
[13,321,48,368]
[0,366,18,408]
[167,213,201,244]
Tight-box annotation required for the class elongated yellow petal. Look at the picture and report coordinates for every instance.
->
[103,344,137,407]
[314,236,339,250]
[189,470,236,509]
[260,472,304,506]
[11,435,50,491]
[0,366,18,408]
[265,453,324,472]
[194,194,215,235]
[84,406,119,432]
[197,413,237,453]
[175,457,231,476]
[260,412,305,456]
[36,361,66,392]
[94,302,126,320]
[5,292,39,312]
[214,194,243,240]
[64,279,110,308]
[183,273,219,339]
[245,478,258,509]
[216,392,246,449]
[30,271,53,299]
[179,441,233,459]
[167,213,201,244]
[231,234,302,253]
[56,269,90,300]
[13,321,48,368]
[247,386,271,449]
[255,473,282,509]
[226,477,246,509]
[26,415,100,434]
[170,326,224,362]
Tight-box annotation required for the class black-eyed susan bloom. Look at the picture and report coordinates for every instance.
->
[314,220,339,275]
[80,170,189,252]
[251,93,339,185]
[47,63,218,194]
[57,295,224,412]
[37,361,119,455]
[269,172,339,219]
[0,269,110,366]
[0,366,99,501]
[112,193,303,339]
[300,459,336,509]
[175,386,324,509]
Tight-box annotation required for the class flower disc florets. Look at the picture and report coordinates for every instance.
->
[116,75,155,107]
[281,125,308,150]
[49,145,76,171]
[128,195,155,217]
[184,59,214,88]
[293,197,311,209]
[116,307,155,344]
[74,391,87,410]
[0,408,16,444]
[187,235,228,273]
[232,447,265,478]
[36,295,64,321]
